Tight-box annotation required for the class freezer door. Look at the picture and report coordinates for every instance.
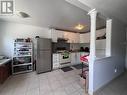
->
[37,38,51,50]
[36,50,52,74]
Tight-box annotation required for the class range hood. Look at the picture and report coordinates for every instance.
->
[57,38,68,42]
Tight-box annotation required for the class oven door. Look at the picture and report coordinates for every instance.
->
[60,53,71,63]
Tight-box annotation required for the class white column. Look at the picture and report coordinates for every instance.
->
[88,9,97,95]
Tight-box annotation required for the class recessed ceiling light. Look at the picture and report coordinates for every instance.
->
[75,24,84,30]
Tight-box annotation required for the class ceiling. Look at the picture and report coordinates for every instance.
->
[77,0,127,26]
[0,0,106,33]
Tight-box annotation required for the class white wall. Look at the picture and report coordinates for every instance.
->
[0,22,51,57]
[93,18,126,91]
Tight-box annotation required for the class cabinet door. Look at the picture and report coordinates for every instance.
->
[64,32,71,43]
[71,53,76,65]
[71,52,81,65]
[69,33,79,43]
[53,54,60,69]
[0,64,10,84]
[51,30,64,42]
[57,30,64,38]
[80,33,90,43]
[76,52,81,64]
[64,32,80,43]
[73,33,80,43]
[51,29,57,42]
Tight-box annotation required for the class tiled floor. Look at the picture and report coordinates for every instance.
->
[95,72,127,95]
[0,67,88,95]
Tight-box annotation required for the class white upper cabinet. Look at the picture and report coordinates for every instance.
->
[56,30,64,38]
[64,32,71,43]
[51,29,64,42]
[51,29,80,43]
[80,33,90,43]
[73,33,80,43]
[64,32,80,43]
[51,29,57,42]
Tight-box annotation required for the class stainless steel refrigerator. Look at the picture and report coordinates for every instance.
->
[36,38,52,74]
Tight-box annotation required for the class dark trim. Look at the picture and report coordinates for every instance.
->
[53,26,106,34]
[55,28,81,33]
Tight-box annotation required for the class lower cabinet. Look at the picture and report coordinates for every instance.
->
[71,53,76,65]
[76,52,81,64]
[53,52,81,69]
[0,62,11,84]
[71,52,81,65]
[53,54,60,69]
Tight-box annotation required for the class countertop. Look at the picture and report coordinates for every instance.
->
[0,59,11,66]
[53,51,87,54]
[95,56,111,60]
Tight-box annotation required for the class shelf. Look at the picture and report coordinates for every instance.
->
[13,39,33,75]
[13,70,33,75]
[96,39,106,40]
[13,63,32,67]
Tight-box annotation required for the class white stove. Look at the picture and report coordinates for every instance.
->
[58,51,71,68]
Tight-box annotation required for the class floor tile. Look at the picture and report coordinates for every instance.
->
[64,83,78,95]
[0,67,86,95]
[53,87,67,95]
[26,88,39,95]
[50,80,63,91]
[70,91,81,95]
[40,86,53,95]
